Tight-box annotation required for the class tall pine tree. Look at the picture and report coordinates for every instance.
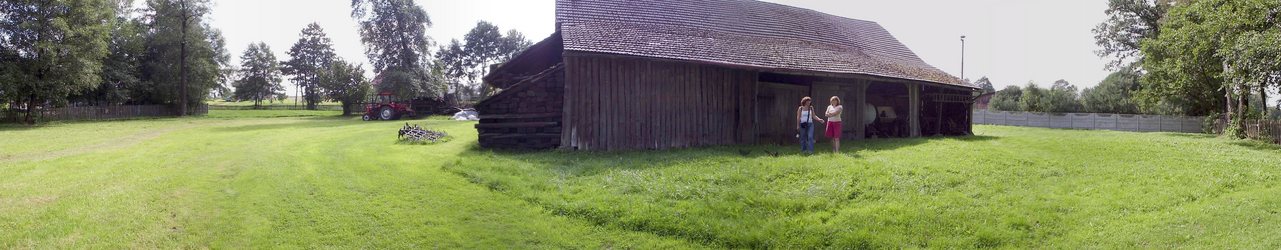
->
[283,23,337,110]
[140,0,227,114]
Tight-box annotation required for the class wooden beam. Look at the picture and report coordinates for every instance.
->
[478,113,561,120]
[936,101,943,136]
[563,51,981,92]
[479,133,562,140]
[907,82,921,137]
[474,122,560,129]
[853,81,868,140]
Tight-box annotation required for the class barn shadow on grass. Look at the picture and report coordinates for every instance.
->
[0,123,45,131]
[1228,140,1281,152]
[1165,132,1217,139]
[453,135,1000,178]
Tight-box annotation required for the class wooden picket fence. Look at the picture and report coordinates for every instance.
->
[2,104,207,122]
[1213,119,1281,144]
[208,104,348,111]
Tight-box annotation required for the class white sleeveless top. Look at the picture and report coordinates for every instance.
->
[800,108,813,124]
[827,105,843,122]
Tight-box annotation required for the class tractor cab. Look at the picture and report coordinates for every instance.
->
[362,91,416,121]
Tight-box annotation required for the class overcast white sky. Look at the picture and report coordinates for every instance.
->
[201,0,1111,93]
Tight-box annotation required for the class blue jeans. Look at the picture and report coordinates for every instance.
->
[799,123,815,153]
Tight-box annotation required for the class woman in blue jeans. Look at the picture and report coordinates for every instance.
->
[797,97,825,154]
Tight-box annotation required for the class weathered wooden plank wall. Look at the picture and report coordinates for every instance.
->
[475,65,565,149]
[563,54,756,150]
[756,82,809,144]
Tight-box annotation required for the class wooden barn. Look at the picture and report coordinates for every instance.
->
[476,0,979,150]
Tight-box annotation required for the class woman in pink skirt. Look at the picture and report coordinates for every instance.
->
[824,96,844,153]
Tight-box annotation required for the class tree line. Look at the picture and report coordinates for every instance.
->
[1,0,532,122]
[978,73,1140,114]
[981,0,1280,138]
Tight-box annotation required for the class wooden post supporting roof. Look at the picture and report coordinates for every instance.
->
[907,82,922,137]
[852,81,869,140]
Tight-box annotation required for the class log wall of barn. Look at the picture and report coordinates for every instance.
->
[475,67,565,149]
[563,54,756,151]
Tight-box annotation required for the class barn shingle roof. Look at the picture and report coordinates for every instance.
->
[556,0,971,88]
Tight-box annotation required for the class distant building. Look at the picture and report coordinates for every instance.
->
[477,0,979,150]
[974,92,995,110]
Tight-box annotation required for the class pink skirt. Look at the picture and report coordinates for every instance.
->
[825,121,843,138]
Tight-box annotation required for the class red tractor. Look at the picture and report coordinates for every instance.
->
[362,92,416,121]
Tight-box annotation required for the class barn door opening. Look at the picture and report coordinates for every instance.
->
[755,82,809,144]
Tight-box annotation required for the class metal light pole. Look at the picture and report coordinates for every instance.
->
[960,35,966,81]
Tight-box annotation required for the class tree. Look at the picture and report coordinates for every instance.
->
[1019,82,1048,113]
[75,1,146,106]
[461,21,503,99]
[351,0,443,99]
[139,0,226,113]
[1139,0,1280,120]
[1093,0,1181,70]
[974,77,996,94]
[436,39,470,100]
[1050,79,1075,93]
[1082,68,1142,114]
[1222,31,1281,117]
[436,22,534,101]
[463,22,502,72]
[319,59,371,116]
[498,29,533,62]
[990,85,1023,111]
[282,23,337,110]
[232,43,283,108]
[1044,80,1083,113]
[0,0,115,123]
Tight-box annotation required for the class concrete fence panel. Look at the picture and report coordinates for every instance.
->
[1007,112,1028,126]
[983,111,1004,126]
[1159,116,1182,132]
[1027,112,1049,127]
[1117,115,1141,132]
[1094,113,1118,130]
[972,109,1203,134]
[1048,113,1072,129]
[1138,115,1162,132]
[1178,117,1203,133]
[1070,113,1095,129]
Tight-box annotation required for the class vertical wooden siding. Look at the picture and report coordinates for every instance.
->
[756,82,809,144]
[475,66,565,149]
[563,55,755,150]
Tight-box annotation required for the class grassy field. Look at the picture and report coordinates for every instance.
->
[2,111,1279,248]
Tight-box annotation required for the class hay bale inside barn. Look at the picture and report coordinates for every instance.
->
[475,0,979,150]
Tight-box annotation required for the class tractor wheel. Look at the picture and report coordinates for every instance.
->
[362,114,372,121]
[379,106,396,120]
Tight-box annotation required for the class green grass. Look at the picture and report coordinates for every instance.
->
[2,113,1279,248]
[0,114,689,248]
[451,127,1281,248]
